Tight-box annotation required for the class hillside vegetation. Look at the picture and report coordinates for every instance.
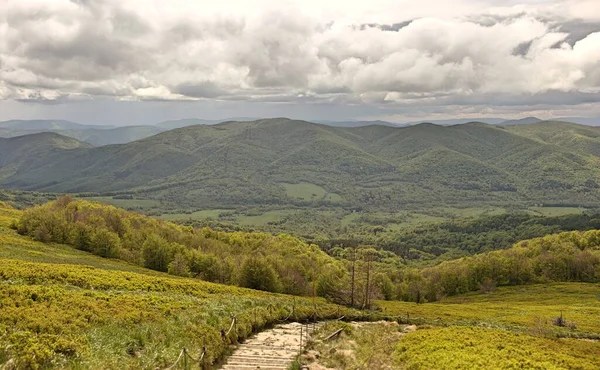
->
[372,212,600,263]
[16,197,343,296]
[14,199,600,306]
[2,119,600,211]
[386,229,600,302]
[305,283,600,369]
[0,203,362,369]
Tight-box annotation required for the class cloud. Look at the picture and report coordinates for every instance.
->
[0,0,599,119]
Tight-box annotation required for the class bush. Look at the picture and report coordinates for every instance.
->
[240,257,281,293]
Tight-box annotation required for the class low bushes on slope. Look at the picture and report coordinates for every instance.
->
[0,257,360,369]
[389,230,600,302]
[395,326,600,369]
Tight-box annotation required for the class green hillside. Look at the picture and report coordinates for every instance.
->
[305,283,600,369]
[0,203,361,369]
[505,121,600,157]
[0,125,166,146]
[2,200,600,369]
[2,119,600,211]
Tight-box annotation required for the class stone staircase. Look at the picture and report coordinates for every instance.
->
[220,322,322,370]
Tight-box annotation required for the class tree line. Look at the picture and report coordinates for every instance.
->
[15,197,600,306]
[16,197,336,297]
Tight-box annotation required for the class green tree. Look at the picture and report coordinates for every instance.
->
[142,235,172,272]
[168,252,191,277]
[240,256,281,292]
[90,229,121,258]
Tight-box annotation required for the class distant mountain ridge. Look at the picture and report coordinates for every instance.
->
[2,118,600,210]
[2,116,598,148]
[500,117,543,126]
[0,120,165,146]
[0,119,113,130]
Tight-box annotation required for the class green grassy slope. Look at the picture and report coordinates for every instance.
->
[305,284,600,369]
[2,119,600,210]
[0,205,360,369]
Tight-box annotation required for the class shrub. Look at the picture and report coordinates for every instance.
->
[240,257,281,293]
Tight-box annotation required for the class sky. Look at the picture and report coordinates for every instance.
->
[0,0,599,125]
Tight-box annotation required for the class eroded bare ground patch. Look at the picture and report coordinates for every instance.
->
[301,321,413,370]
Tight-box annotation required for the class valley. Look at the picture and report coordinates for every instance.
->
[3,1,600,368]
[1,119,600,369]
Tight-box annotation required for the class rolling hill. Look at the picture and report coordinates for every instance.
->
[0,122,166,146]
[2,118,600,210]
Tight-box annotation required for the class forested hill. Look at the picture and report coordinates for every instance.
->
[2,118,600,210]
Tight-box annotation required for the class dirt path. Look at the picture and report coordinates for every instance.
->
[220,322,322,370]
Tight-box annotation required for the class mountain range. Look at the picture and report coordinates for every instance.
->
[0,120,165,146]
[2,118,600,211]
[1,116,598,147]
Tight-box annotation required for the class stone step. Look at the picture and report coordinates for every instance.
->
[221,365,287,370]
[228,354,296,362]
[226,357,292,364]
[231,351,296,359]
[218,321,326,370]
[226,361,290,367]
[236,344,299,352]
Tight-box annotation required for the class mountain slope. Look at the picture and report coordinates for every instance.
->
[2,118,600,209]
[504,121,600,157]
[0,125,165,146]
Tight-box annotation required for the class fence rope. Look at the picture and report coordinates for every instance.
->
[166,344,207,369]
[165,348,185,370]
[184,346,206,363]
[280,306,293,322]
[224,315,236,337]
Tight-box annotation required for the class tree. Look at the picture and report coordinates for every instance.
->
[90,229,121,258]
[240,256,281,292]
[142,235,172,272]
[374,273,394,300]
[168,252,191,277]
[316,264,348,304]
[359,247,378,308]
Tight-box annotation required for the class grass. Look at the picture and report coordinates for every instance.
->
[282,182,343,202]
[341,212,361,227]
[305,284,600,369]
[0,206,362,369]
[282,182,328,201]
[304,321,403,370]
[396,326,600,369]
[377,283,600,336]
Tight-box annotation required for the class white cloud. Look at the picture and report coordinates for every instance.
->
[0,0,598,120]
